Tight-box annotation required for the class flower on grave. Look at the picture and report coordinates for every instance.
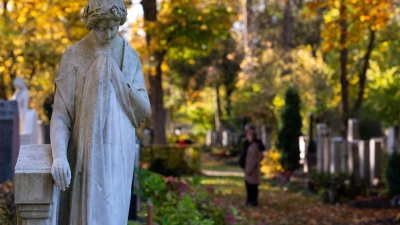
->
[224,212,236,225]
[214,197,222,206]
[206,185,215,194]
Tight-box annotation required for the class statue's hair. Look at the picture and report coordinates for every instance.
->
[82,0,127,30]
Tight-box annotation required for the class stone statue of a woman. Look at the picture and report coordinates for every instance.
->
[50,0,150,223]
[11,78,29,134]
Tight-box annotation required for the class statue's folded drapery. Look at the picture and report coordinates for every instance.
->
[51,40,150,225]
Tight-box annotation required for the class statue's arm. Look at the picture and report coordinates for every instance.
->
[50,52,72,191]
[129,60,151,123]
[50,87,72,191]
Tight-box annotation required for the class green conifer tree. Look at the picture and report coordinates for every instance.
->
[277,87,302,171]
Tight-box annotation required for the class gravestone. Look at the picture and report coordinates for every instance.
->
[330,137,344,174]
[299,136,309,172]
[0,100,19,183]
[347,119,360,141]
[316,123,328,173]
[206,130,213,146]
[357,140,370,180]
[347,140,361,177]
[211,131,218,146]
[232,132,240,146]
[370,138,383,186]
[143,128,152,147]
[323,135,331,173]
[222,130,232,147]
[386,126,395,155]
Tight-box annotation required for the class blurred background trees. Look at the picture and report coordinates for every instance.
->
[2,0,400,145]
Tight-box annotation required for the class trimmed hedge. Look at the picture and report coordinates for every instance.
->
[141,145,202,176]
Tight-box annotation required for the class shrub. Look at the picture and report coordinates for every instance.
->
[0,181,16,225]
[386,151,400,197]
[260,147,284,177]
[136,169,242,225]
[307,170,369,203]
[141,145,201,176]
[277,87,302,171]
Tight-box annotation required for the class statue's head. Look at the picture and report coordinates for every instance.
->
[82,0,127,30]
[13,78,27,90]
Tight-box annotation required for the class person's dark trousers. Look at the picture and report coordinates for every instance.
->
[245,181,259,206]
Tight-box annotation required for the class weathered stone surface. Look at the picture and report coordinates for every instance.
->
[14,144,59,225]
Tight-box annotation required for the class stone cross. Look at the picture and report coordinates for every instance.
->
[0,100,19,183]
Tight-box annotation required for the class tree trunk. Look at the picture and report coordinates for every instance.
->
[282,0,293,50]
[351,28,375,118]
[0,74,6,99]
[339,1,349,138]
[141,0,167,144]
[243,0,254,74]
[214,85,222,133]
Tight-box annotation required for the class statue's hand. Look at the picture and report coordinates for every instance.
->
[51,158,71,191]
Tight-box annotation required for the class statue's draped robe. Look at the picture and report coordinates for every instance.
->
[51,39,150,225]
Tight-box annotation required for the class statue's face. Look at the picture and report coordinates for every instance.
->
[93,19,120,44]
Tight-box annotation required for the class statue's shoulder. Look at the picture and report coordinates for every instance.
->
[59,42,82,65]
[123,39,139,59]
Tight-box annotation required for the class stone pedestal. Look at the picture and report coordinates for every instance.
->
[14,144,59,225]
[0,100,19,183]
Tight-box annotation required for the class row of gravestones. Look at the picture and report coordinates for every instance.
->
[205,125,273,149]
[300,119,394,187]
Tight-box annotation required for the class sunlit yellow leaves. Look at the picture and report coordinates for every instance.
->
[252,83,261,92]
[306,0,394,53]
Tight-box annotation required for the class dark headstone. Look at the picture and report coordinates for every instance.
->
[0,100,19,183]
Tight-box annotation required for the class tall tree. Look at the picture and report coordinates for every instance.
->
[0,0,86,116]
[141,0,167,144]
[277,87,302,171]
[139,0,234,144]
[306,0,393,136]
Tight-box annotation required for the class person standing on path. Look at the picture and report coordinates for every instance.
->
[239,124,265,169]
[244,128,264,207]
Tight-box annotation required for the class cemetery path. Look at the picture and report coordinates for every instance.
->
[202,174,400,225]
[201,153,400,225]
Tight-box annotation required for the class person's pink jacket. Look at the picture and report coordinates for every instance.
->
[245,143,264,184]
